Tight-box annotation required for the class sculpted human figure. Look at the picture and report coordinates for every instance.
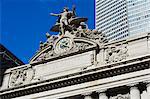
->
[50,7,70,36]
[50,6,77,36]
[75,22,88,37]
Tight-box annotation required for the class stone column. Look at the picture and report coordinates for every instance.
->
[97,90,108,99]
[146,82,150,97]
[83,92,92,99]
[130,86,141,99]
[99,92,108,99]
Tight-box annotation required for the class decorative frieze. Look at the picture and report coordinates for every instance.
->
[9,67,34,88]
[105,44,128,64]
[1,60,149,99]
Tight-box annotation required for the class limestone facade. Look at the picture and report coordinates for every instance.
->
[0,33,150,99]
[1,6,150,99]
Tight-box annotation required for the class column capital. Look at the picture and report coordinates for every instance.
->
[96,89,107,94]
[82,92,92,96]
[146,83,150,88]
[130,86,140,91]
[97,90,108,99]
[127,82,139,87]
[129,84,141,99]
[143,80,150,87]
[82,92,92,99]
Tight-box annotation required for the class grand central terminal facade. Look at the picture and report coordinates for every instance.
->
[0,6,150,99]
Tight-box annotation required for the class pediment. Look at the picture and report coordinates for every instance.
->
[29,37,98,64]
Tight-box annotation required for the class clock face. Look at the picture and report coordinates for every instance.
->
[54,37,73,54]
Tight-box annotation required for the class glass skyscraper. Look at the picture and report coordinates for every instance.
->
[127,0,150,37]
[96,0,150,41]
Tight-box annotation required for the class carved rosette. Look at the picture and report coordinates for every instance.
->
[9,67,34,88]
[105,44,128,63]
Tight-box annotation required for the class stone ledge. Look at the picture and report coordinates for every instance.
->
[0,58,149,99]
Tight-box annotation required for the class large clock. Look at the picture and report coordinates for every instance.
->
[54,37,73,54]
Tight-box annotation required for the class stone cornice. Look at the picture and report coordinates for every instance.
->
[0,56,150,99]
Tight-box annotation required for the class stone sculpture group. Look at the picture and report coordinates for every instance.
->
[39,6,107,52]
[8,6,129,88]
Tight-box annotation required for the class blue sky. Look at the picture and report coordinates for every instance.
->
[1,0,95,63]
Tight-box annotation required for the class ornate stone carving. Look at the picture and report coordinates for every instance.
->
[105,44,128,63]
[30,6,108,63]
[75,42,90,51]
[110,94,129,99]
[83,29,108,45]
[9,67,34,87]
[2,60,149,98]
[38,33,58,51]
[33,37,96,62]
